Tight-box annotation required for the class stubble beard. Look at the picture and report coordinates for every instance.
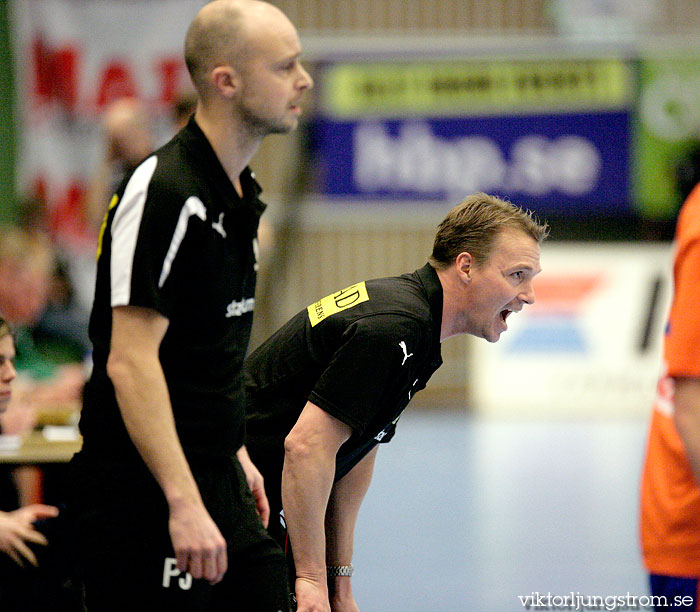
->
[238,103,295,138]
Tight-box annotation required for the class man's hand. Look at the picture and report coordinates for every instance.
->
[169,498,227,584]
[330,596,360,612]
[0,504,59,567]
[237,445,270,527]
[295,576,331,612]
[329,577,360,612]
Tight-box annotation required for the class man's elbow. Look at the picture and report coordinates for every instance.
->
[106,350,134,389]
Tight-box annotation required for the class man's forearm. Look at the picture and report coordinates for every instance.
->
[107,306,201,507]
[109,350,201,506]
[325,446,377,566]
[281,438,337,580]
[280,400,353,610]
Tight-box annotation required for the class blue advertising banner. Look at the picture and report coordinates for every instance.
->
[310,59,634,216]
[311,111,630,215]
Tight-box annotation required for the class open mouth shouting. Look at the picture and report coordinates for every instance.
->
[499,308,513,329]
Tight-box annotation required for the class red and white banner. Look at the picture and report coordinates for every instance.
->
[10,0,203,246]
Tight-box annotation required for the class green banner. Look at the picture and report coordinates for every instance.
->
[633,56,700,220]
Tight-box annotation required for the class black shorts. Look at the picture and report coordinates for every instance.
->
[67,452,290,612]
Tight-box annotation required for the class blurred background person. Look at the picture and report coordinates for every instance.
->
[0,314,80,612]
[172,91,197,131]
[0,225,86,411]
[84,96,155,237]
[0,225,86,509]
[640,181,700,610]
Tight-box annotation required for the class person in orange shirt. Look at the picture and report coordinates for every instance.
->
[640,183,700,610]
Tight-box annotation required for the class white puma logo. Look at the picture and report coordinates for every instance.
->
[212,212,227,238]
[399,341,414,365]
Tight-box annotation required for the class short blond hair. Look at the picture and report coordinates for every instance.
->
[429,192,548,269]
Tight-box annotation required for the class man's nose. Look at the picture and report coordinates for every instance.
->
[520,282,535,305]
[298,64,313,91]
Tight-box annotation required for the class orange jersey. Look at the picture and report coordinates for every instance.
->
[640,185,700,576]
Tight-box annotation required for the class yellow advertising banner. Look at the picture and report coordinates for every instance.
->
[322,59,632,117]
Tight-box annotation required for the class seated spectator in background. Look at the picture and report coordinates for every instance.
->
[0,315,74,611]
[84,96,155,236]
[0,225,86,399]
[0,317,58,552]
[16,194,94,343]
[0,225,86,506]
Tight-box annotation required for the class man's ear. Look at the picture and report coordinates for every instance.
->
[456,252,473,283]
[211,65,238,98]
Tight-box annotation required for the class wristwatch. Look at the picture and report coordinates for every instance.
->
[326,564,354,577]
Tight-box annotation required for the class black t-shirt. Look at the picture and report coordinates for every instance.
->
[78,117,265,465]
[244,263,443,495]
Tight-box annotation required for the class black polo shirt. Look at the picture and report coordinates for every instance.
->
[78,116,265,464]
[244,263,443,491]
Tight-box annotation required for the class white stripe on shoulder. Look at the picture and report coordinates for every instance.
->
[158,196,207,288]
[110,156,158,307]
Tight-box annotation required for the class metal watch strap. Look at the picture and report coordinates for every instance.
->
[326,564,354,577]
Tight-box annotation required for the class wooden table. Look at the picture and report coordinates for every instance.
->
[0,429,82,464]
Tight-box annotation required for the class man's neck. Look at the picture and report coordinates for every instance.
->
[435,267,453,342]
[435,265,468,342]
[194,108,262,197]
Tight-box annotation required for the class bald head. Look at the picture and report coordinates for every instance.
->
[184,0,294,99]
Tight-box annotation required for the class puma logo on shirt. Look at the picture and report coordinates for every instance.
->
[399,340,414,365]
